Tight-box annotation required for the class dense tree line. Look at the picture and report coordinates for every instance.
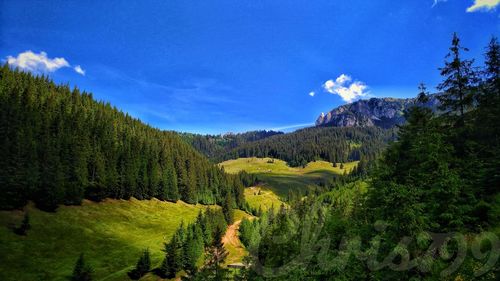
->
[220,126,397,167]
[156,208,229,279]
[0,65,248,211]
[236,35,500,280]
[181,130,283,161]
[118,207,233,280]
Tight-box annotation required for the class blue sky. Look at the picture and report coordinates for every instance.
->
[1,0,499,134]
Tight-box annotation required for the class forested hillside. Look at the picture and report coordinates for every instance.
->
[221,126,397,167]
[181,130,283,161]
[236,35,500,281]
[0,65,248,211]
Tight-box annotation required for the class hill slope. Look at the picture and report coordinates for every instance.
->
[0,65,244,211]
[220,157,358,198]
[180,130,283,161]
[0,199,211,281]
[220,126,395,167]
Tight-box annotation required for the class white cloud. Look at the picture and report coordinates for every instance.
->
[432,0,448,8]
[74,65,85,76]
[322,74,368,103]
[466,0,500,12]
[6,50,85,75]
[309,91,315,97]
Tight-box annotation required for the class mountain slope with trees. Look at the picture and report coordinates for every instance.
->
[0,65,249,211]
[219,126,397,168]
[180,130,283,161]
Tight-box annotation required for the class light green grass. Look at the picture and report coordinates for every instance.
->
[220,157,358,197]
[245,187,284,211]
[233,209,252,222]
[0,198,212,281]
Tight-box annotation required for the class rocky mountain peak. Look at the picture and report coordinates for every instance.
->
[315,96,439,128]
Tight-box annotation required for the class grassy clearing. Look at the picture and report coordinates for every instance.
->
[220,157,358,197]
[0,199,212,281]
[244,187,284,211]
[233,209,252,222]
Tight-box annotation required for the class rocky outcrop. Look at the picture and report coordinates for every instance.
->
[316,96,439,128]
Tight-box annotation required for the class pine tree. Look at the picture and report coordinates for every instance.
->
[157,257,171,279]
[222,192,234,224]
[165,159,179,202]
[71,253,93,281]
[128,249,151,280]
[200,225,229,281]
[473,36,500,201]
[183,224,204,274]
[160,232,184,278]
[437,33,478,117]
[417,83,430,103]
[484,36,500,84]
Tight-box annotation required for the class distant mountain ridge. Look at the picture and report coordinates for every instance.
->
[315,95,440,128]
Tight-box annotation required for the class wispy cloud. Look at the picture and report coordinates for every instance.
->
[466,0,500,12]
[270,123,314,131]
[308,91,315,97]
[6,50,85,75]
[322,74,368,103]
[432,0,448,8]
[74,65,85,76]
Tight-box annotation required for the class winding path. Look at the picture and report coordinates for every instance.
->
[222,220,247,266]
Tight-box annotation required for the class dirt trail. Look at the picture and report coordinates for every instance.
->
[222,220,247,265]
[223,220,241,246]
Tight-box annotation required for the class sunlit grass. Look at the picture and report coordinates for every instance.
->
[244,187,284,211]
[220,157,358,197]
[0,199,212,281]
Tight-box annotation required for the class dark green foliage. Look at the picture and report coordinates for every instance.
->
[367,103,464,234]
[190,225,229,281]
[0,65,245,210]
[128,249,151,280]
[182,119,395,168]
[222,192,235,224]
[183,223,205,274]
[181,130,283,160]
[222,126,396,167]
[159,232,184,278]
[71,253,93,281]
[157,208,228,279]
[13,212,30,236]
[236,35,500,280]
[437,33,478,117]
[483,37,500,84]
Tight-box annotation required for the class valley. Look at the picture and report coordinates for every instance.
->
[220,157,358,198]
[1,6,499,279]
[0,156,346,281]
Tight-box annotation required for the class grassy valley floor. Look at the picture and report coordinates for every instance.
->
[0,198,214,281]
[220,157,358,197]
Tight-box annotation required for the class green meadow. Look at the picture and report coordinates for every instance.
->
[244,187,284,211]
[220,157,358,197]
[0,198,213,281]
